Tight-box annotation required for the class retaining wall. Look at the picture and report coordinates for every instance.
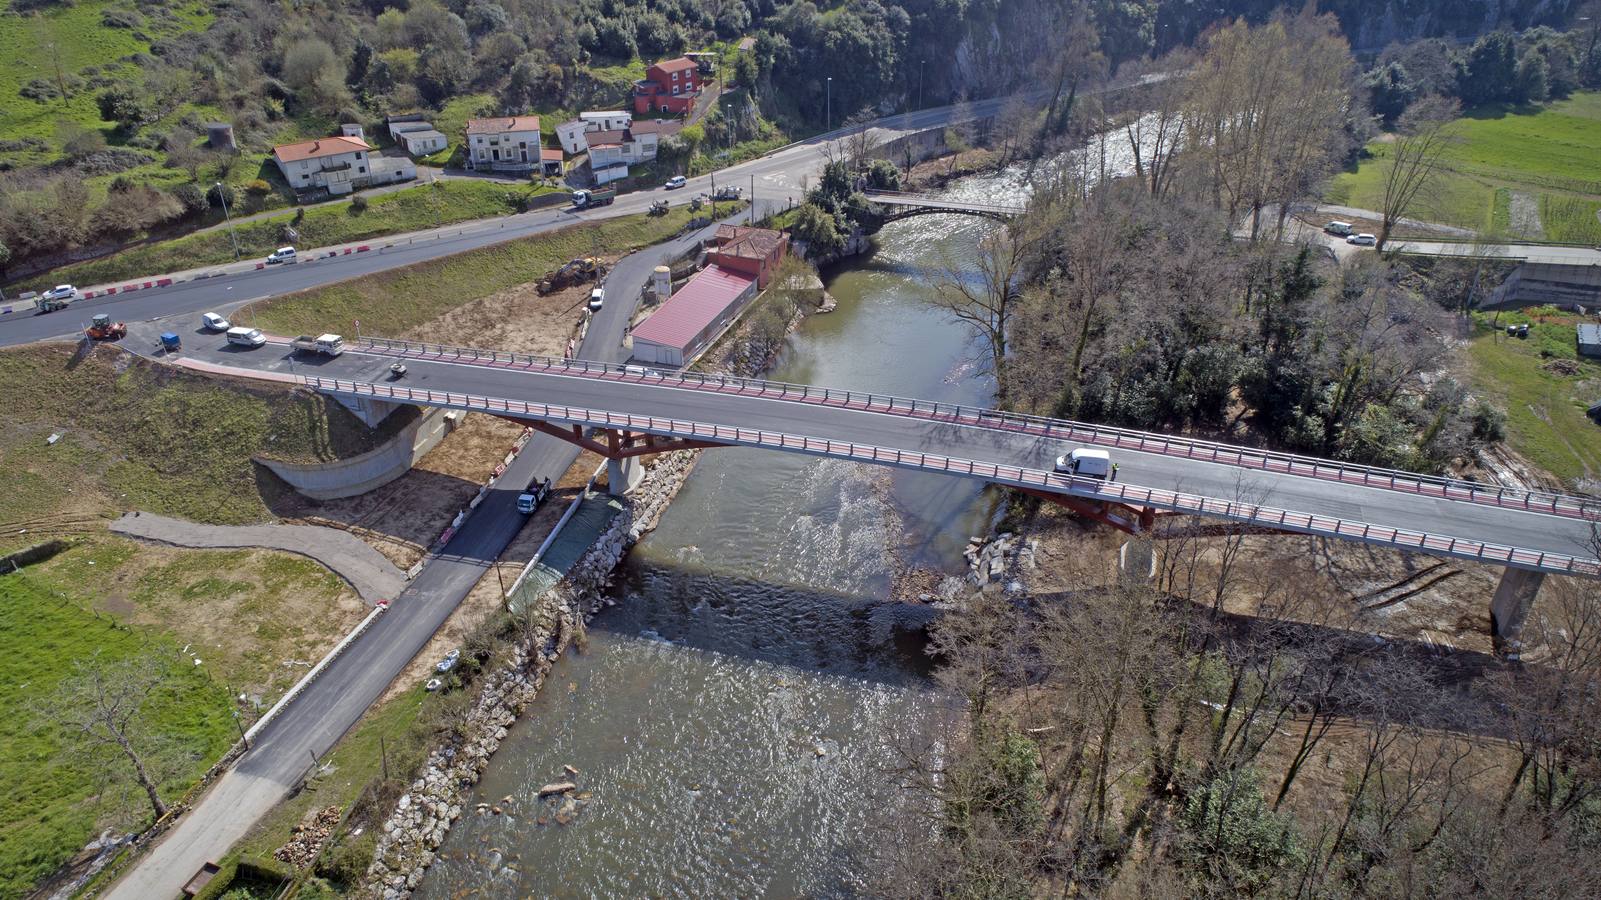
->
[257,407,454,500]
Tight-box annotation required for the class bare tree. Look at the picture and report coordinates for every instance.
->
[1376,95,1460,250]
[928,226,1025,403]
[40,651,180,822]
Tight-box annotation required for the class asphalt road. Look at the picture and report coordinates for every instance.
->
[103,207,755,900]
[0,89,1036,349]
[169,332,1598,570]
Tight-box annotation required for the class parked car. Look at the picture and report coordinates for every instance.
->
[225,326,266,347]
[588,287,605,311]
[1322,221,1354,237]
[1054,448,1113,480]
[266,246,297,264]
[664,175,687,189]
[1346,233,1377,246]
[201,312,230,332]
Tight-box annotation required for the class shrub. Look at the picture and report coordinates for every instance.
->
[171,183,207,216]
[207,182,239,209]
[349,193,369,212]
[244,179,272,196]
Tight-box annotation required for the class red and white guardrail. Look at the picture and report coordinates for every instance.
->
[304,373,1601,578]
[347,336,1601,524]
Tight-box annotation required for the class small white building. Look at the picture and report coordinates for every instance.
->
[584,126,662,166]
[396,128,447,156]
[271,136,375,195]
[580,110,632,132]
[465,115,543,172]
[556,119,590,155]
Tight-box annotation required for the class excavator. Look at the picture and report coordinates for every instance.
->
[536,257,603,295]
[85,313,127,341]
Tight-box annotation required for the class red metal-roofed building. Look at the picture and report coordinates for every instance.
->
[633,56,701,115]
[630,265,759,367]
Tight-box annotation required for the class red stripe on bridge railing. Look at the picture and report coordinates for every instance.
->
[304,374,1601,578]
[347,336,1600,525]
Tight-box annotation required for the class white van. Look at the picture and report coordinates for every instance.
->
[588,287,605,311]
[225,326,266,347]
[1322,221,1354,237]
[266,247,297,264]
[1055,448,1112,480]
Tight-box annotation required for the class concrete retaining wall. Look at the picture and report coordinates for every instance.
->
[257,407,454,500]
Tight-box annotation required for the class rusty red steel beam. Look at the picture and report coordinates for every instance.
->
[506,415,726,460]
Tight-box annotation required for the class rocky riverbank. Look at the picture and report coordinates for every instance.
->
[362,450,698,898]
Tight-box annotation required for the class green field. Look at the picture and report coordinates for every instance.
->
[0,344,402,537]
[244,202,743,336]
[1464,309,1601,485]
[1326,93,1601,240]
[13,179,558,293]
[0,574,235,897]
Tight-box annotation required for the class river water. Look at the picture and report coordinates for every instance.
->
[417,172,1023,898]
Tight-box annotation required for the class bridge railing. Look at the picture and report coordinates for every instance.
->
[349,335,1601,525]
[861,189,1026,216]
[304,373,1601,578]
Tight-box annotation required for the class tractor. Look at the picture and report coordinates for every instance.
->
[536,257,603,295]
[85,313,127,341]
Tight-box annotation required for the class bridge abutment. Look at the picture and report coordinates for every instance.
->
[1490,567,1545,659]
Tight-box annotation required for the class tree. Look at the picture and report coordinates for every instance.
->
[1458,32,1518,106]
[790,202,844,258]
[41,652,178,821]
[1365,61,1417,127]
[929,227,1025,402]
[1375,96,1459,250]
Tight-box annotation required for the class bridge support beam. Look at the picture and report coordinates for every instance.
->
[1490,567,1546,659]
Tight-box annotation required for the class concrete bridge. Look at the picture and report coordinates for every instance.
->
[1387,239,1601,308]
[175,333,1600,657]
[862,189,1025,223]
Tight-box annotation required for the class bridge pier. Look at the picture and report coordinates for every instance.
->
[606,455,644,495]
[1118,538,1156,585]
[330,393,403,428]
[1490,567,1546,659]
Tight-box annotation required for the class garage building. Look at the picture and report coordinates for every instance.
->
[629,265,759,367]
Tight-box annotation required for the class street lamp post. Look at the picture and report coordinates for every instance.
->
[215,182,240,261]
[826,77,832,134]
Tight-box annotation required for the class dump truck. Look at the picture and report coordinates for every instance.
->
[290,333,345,356]
[517,476,553,514]
[537,257,602,295]
[85,313,126,341]
[571,187,616,209]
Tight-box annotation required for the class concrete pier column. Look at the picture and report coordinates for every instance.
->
[330,394,403,427]
[1118,538,1155,585]
[1490,567,1546,659]
[606,455,644,496]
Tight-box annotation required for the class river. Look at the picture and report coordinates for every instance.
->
[416,170,1024,898]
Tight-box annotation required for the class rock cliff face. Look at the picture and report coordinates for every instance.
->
[363,451,698,898]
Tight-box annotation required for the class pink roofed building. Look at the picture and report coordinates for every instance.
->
[629,264,759,367]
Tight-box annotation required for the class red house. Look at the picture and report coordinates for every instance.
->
[706,225,788,288]
[633,56,701,115]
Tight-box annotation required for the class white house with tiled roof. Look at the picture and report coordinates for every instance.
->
[465,116,542,172]
[271,136,375,195]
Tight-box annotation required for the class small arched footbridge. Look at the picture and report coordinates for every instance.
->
[862,189,1025,223]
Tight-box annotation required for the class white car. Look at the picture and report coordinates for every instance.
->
[664,175,687,189]
[1346,233,1377,246]
[201,312,230,332]
[266,246,297,264]
[588,287,605,311]
[41,284,80,302]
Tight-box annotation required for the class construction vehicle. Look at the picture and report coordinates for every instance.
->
[290,333,345,356]
[570,187,616,209]
[85,313,126,341]
[537,257,602,295]
[648,199,669,216]
[712,185,742,201]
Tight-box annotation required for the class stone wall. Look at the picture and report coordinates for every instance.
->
[363,450,698,897]
[257,407,453,500]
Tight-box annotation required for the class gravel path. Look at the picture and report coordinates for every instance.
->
[111,512,406,603]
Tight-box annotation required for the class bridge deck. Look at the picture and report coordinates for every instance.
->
[183,335,1600,577]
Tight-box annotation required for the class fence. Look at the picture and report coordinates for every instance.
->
[304,374,1601,579]
[347,335,1600,524]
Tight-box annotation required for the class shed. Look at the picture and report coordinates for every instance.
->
[630,265,759,367]
[1579,324,1601,358]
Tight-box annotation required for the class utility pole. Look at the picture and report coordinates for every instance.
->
[750,174,755,225]
[215,182,240,260]
[826,77,832,134]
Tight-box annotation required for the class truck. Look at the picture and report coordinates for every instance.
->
[712,185,742,201]
[290,334,345,356]
[517,476,553,514]
[571,187,616,209]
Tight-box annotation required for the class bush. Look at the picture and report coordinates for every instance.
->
[314,831,376,888]
[244,179,272,196]
[349,193,369,212]
[207,182,239,210]
[171,183,207,216]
